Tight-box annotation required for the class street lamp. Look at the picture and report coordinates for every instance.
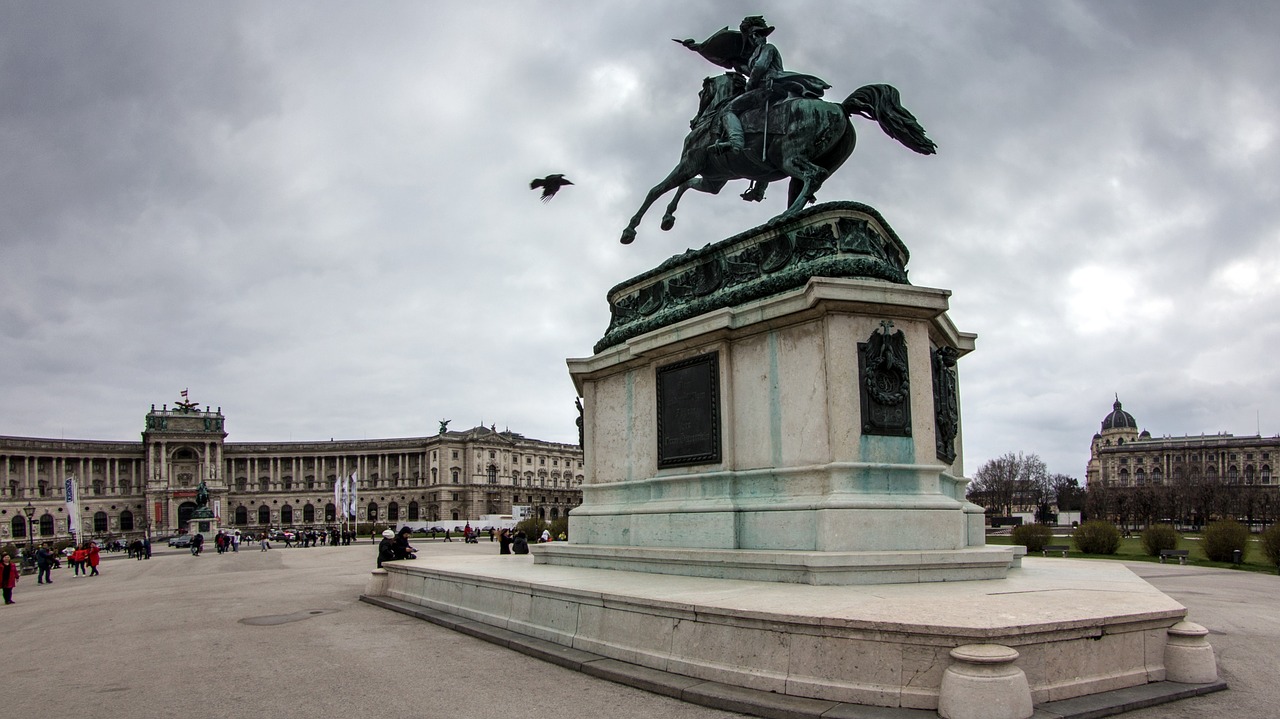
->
[22,501,35,562]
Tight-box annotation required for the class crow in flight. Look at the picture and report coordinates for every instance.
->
[530,174,573,202]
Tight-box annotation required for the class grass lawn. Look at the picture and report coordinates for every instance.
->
[987,533,1280,575]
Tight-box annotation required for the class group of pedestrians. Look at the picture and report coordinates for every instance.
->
[2,539,106,605]
[376,527,418,568]
[498,529,530,555]
[68,542,101,576]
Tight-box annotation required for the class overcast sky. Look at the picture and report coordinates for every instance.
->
[2,1,1277,481]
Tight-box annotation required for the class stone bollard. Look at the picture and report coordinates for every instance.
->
[938,644,1033,719]
[365,568,389,597]
[1164,621,1218,684]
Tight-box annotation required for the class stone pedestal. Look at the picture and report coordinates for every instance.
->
[938,644,1033,719]
[187,517,216,539]
[544,275,1014,582]
[1164,621,1218,684]
[369,204,1217,713]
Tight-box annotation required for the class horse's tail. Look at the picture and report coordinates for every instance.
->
[843,84,937,155]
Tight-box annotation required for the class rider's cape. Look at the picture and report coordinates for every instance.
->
[673,27,748,70]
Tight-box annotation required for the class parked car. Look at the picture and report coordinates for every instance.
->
[168,535,194,548]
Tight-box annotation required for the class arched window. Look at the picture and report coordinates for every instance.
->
[550,507,560,519]
[325,503,336,522]
[303,504,316,523]
[1263,465,1272,484]
[39,514,54,536]
[10,515,25,539]
[1134,468,1145,486]
[1151,468,1163,485]
[487,465,498,484]
[1118,468,1129,486]
[451,469,460,483]
[120,510,134,532]
[431,468,438,483]
[258,505,271,525]
[1244,466,1255,485]
[234,506,248,526]
[386,502,398,522]
[408,501,420,520]
[367,502,379,522]
[281,505,294,524]
[94,511,109,533]
[1228,466,1239,482]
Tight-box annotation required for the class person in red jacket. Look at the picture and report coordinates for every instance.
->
[1,553,19,604]
[87,542,101,577]
[71,544,88,576]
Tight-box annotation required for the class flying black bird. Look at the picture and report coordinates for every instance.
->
[530,174,573,202]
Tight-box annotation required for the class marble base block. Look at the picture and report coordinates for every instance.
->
[375,555,1186,711]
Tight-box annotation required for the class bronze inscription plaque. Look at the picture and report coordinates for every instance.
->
[656,352,721,468]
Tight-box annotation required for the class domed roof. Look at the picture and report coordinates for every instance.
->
[1101,397,1137,431]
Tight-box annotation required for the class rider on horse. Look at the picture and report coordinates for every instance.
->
[710,16,831,156]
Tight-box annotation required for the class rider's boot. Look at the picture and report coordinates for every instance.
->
[712,113,745,154]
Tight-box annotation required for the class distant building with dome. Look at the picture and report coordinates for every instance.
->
[0,396,583,549]
[1086,397,1277,526]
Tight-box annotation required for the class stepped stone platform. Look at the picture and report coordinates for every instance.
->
[368,554,1220,714]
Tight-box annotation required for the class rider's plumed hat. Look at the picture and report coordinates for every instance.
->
[740,16,775,37]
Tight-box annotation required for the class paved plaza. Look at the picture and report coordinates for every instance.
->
[1,539,1274,718]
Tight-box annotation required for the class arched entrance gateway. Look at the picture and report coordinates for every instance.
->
[177,501,197,528]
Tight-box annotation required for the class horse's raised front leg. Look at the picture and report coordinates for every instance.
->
[622,164,699,244]
[662,177,728,231]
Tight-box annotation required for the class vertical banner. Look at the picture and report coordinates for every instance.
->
[334,475,342,521]
[64,476,80,536]
[348,472,358,519]
[214,500,221,522]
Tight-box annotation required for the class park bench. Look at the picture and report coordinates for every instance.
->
[1042,545,1069,557]
[1159,549,1189,565]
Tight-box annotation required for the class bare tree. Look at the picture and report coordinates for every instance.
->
[968,452,1050,517]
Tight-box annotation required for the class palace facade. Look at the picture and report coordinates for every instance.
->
[1086,397,1278,525]
[1,399,583,547]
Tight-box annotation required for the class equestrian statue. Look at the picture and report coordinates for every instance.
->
[620,15,936,245]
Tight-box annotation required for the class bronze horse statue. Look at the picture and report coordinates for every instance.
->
[620,74,936,244]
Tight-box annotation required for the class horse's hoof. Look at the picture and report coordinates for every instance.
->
[620,229,636,245]
[660,216,675,231]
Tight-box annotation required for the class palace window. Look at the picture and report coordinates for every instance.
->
[94,511,109,532]
[451,469,460,483]
[258,505,271,524]
[120,510,134,531]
